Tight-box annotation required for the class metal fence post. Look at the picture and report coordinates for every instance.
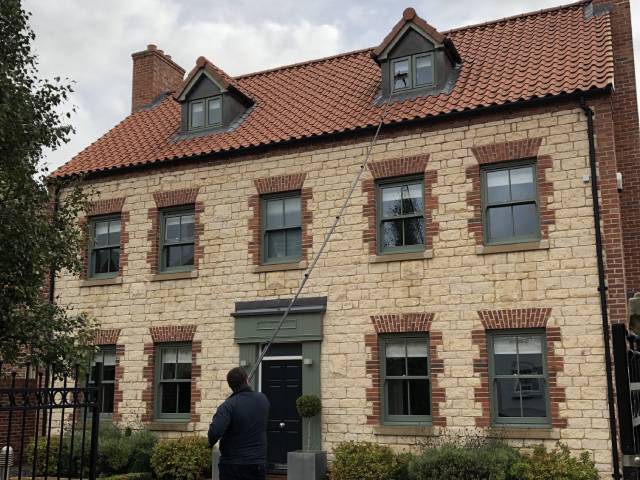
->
[88,364,102,480]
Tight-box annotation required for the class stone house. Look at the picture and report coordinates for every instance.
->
[51,1,640,476]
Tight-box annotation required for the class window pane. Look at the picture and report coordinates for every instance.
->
[190,102,204,129]
[177,382,191,413]
[110,248,120,273]
[165,216,181,242]
[266,230,286,259]
[521,379,547,417]
[407,340,428,376]
[518,336,544,375]
[162,348,177,379]
[408,379,430,415]
[94,249,110,274]
[402,183,423,215]
[181,214,195,240]
[486,170,510,204]
[415,55,433,86]
[161,383,178,413]
[181,244,194,266]
[404,217,425,246]
[488,206,513,242]
[266,199,283,228]
[510,167,535,201]
[286,228,301,258]
[177,348,192,379]
[381,186,402,217]
[284,197,301,227]
[393,59,410,90]
[103,365,116,382]
[385,341,406,376]
[102,383,115,414]
[166,245,182,268]
[382,220,403,248]
[387,379,408,415]
[494,336,518,376]
[495,378,521,418]
[513,203,538,238]
[94,221,109,247]
[108,220,121,245]
[208,97,222,125]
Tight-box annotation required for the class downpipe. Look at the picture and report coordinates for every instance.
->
[580,97,622,480]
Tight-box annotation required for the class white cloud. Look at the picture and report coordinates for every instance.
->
[22,0,640,172]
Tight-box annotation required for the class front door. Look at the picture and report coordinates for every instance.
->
[261,358,302,471]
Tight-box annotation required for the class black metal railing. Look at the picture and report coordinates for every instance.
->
[613,324,640,479]
[0,362,102,480]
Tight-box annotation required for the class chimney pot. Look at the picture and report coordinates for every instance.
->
[131,45,185,112]
[147,44,157,51]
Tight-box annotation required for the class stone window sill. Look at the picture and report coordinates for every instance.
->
[253,261,307,273]
[148,421,195,432]
[476,239,550,255]
[150,270,198,282]
[373,425,435,436]
[369,250,434,263]
[486,426,559,440]
[80,277,122,287]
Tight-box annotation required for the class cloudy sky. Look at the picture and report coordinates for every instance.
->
[23,0,640,172]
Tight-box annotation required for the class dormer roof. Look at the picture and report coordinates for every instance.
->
[175,56,253,104]
[372,7,461,64]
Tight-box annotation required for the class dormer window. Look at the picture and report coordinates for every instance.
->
[188,96,222,131]
[391,53,434,92]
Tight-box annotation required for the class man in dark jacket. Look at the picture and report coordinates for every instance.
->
[208,367,270,480]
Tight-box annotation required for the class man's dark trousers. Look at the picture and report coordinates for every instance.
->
[218,463,266,480]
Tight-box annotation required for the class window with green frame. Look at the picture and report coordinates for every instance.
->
[380,335,431,424]
[160,208,195,272]
[261,192,301,264]
[377,177,425,254]
[391,52,434,91]
[488,330,550,425]
[482,162,540,245]
[89,347,116,416]
[188,96,222,131]
[156,344,192,419]
[89,216,121,278]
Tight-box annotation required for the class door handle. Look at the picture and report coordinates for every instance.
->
[279,422,285,429]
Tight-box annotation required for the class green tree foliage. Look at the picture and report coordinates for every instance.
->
[0,0,94,371]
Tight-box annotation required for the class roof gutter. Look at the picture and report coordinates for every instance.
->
[580,96,622,480]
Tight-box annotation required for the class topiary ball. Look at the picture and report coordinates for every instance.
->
[296,394,321,418]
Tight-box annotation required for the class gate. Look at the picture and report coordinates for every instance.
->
[613,324,640,479]
[0,362,102,480]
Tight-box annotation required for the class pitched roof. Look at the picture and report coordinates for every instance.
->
[53,1,614,177]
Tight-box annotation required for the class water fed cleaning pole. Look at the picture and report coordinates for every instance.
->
[247,89,398,381]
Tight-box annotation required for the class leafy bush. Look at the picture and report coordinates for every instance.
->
[296,395,321,450]
[331,441,398,480]
[407,439,519,480]
[100,473,153,480]
[510,443,599,480]
[97,424,157,475]
[151,436,211,480]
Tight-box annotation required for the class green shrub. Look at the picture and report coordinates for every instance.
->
[151,436,211,480]
[407,440,519,480]
[96,424,156,475]
[128,429,158,473]
[25,435,71,476]
[510,443,598,480]
[331,441,398,480]
[296,395,321,450]
[100,473,153,480]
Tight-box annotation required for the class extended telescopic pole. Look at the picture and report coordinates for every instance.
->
[247,91,397,381]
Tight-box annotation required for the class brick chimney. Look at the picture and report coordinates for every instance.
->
[131,44,185,112]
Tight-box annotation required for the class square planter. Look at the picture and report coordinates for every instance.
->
[287,450,327,480]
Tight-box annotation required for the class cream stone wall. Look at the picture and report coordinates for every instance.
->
[56,106,613,474]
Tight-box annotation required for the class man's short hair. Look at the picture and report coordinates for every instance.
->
[227,367,248,392]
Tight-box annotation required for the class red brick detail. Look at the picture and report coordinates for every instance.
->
[467,140,553,246]
[248,174,312,266]
[141,326,201,424]
[131,45,185,112]
[592,0,640,296]
[94,329,121,345]
[471,138,543,165]
[254,173,306,194]
[365,313,445,427]
[112,344,125,422]
[363,155,438,255]
[472,309,566,429]
[147,189,204,273]
[590,98,628,324]
[79,199,129,279]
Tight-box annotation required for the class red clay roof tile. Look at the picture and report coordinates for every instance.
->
[54,1,614,177]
